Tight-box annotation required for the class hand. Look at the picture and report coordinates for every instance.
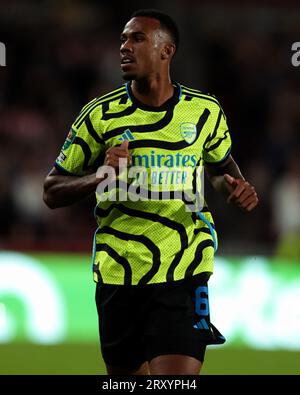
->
[104,140,132,171]
[224,174,258,212]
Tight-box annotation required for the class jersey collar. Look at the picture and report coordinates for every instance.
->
[125,81,182,112]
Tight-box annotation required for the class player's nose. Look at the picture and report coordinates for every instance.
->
[120,40,133,53]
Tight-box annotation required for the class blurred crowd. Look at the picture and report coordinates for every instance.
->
[0,0,299,257]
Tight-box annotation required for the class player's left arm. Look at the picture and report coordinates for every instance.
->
[203,103,258,212]
[205,154,258,212]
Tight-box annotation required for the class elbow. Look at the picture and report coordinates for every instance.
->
[43,190,58,209]
[43,178,59,209]
[43,171,66,209]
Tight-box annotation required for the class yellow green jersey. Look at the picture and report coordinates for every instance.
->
[55,82,231,285]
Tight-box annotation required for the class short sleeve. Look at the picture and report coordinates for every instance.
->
[55,107,105,176]
[203,106,232,164]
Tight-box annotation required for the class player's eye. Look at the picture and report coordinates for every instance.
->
[135,36,144,43]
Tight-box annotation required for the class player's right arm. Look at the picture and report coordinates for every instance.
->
[43,141,131,209]
[43,168,101,209]
[44,141,131,208]
[43,101,131,209]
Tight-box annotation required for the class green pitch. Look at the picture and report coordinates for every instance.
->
[0,344,299,375]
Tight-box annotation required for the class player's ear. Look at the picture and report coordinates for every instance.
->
[161,43,176,60]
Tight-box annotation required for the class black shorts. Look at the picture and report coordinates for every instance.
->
[95,272,225,369]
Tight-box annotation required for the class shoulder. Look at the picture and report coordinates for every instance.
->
[83,85,127,112]
[95,84,127,103]
[180,84,222,109]
[73,85,127,127]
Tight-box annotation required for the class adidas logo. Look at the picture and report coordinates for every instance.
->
[193,318,209,330]
[118,129,135,142]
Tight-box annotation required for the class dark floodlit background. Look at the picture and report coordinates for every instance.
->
[0,0,300,375]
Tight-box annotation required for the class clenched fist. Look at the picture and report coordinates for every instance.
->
[104,140,132,171]
[224,174,258,212]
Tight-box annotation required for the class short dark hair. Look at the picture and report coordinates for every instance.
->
[130,9,179,50]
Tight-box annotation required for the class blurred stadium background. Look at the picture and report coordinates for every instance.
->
[1,0,300,375]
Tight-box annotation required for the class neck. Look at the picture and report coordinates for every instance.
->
[131,75,174,107]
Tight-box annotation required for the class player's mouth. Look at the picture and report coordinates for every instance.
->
[121,56,136,70]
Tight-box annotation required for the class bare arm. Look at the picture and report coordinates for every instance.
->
[205,155,244,196]
[43,140,132,209]
[205,154,258,212]
[43,168,102,209]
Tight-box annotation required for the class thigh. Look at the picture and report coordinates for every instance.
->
[95,283,146,371]
[145,273,225,367]
[149,355,202,375]
[107,362,150,375]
